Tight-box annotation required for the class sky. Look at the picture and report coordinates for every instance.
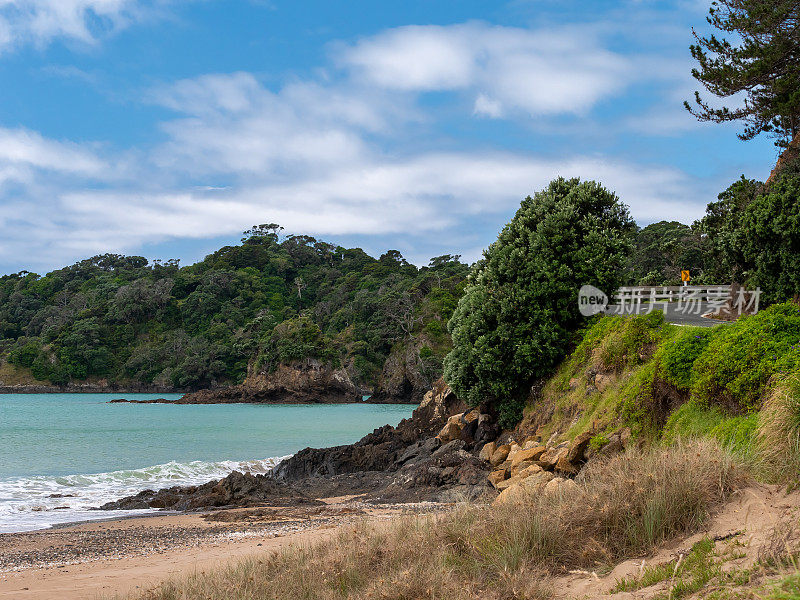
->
[0,0,780,274]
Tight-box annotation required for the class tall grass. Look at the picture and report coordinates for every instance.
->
[122,441,741,600]
[757,373,800,486]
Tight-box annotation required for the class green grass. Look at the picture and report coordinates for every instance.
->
[663,399,758,456]
[763,573,800,599]
[611,537,759,600]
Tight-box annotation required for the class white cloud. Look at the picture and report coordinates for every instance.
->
[339,22,631,117]
[149,73,415,177]
[0,17,739,271]
[13,150,706,268]
[0,0,163,52]
[0,127,106,197]
[474,94,503,118]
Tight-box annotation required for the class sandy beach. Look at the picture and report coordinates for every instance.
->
[0,499,442,600]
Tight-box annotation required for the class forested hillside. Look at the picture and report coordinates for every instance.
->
[0,224,468,396]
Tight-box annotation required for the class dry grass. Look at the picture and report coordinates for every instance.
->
[122,441,742,600]
[757,373,800,486]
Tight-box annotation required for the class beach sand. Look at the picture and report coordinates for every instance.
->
[0,499,440,600]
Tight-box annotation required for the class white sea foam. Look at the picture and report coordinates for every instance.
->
[0,455,290,533]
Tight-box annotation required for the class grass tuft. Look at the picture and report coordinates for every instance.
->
[120,441,741,600]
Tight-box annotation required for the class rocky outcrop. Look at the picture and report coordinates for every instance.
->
[177,361,362,404]
[272,379,467,480]
[483,428,630,501]
[765,131,800,188]
[103,380,497,509]
[369,340,436,404]
[100,470,322,511]
[109,398,175,404]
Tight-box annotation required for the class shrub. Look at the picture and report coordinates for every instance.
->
[691,303,800,411]
[444,177,635,427]
[595,311,666,372]
[8,340,41,368]
[657,327,715,390]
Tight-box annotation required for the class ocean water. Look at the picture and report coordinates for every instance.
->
[0,393,414,533]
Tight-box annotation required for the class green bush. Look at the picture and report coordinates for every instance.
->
[691,303,800,410]
[657,327,716,390]
[597,310,666,371]
[444,177,635,427]
[257,316,340,372]
[8,340,41,368]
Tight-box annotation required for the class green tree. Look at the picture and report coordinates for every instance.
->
[739,168,800,303]
[629,221,706,285]
[443,177,635,427]
[685,0,800,145]
[695,175,761,283]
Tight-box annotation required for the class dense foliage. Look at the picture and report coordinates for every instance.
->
[443,177,635,426]
[627,221,706,285]
[739,168,800,304]
[0,227,468,392]
[686,0,800,145]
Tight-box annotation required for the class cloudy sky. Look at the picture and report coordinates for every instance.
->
[0,0,779,273]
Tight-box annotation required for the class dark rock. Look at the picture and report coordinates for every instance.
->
[177,361,363,405]
[109,398,175,404]
[272,379,466,481]
[474,412,500,444]
[100,471,322,511]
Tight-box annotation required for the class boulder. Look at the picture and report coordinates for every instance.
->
[489,444,511,467]
[437,420,462,443]
[463,409,480,424]
[555,454,580,476]
[543,477,565,494]
[543,476,581,498]
[516,464,543,479]
[510,460,535,477]
[479,441,497,462]
[566,432,593,464]
[506,443,522,463]
[523,438,542,450]
[488,469,509,488]
[537,445,568,471]
[474,413,499,444]
[493,463,544,491]
[511,445,547,468]
[493,470,554,505]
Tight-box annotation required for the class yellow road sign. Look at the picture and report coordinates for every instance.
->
[681,270,691,282]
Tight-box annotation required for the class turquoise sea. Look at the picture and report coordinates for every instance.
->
[0,393,414,533]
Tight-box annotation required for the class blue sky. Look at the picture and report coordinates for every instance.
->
[0,0,779,274]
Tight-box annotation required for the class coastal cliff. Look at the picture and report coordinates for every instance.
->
[177,360,364,404]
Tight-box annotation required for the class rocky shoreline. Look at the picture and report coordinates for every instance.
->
[101,377,637,515]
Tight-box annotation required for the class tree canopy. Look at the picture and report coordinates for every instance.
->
[685,0,800,145]
[0,229,469,395]
[443,178,635,426]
